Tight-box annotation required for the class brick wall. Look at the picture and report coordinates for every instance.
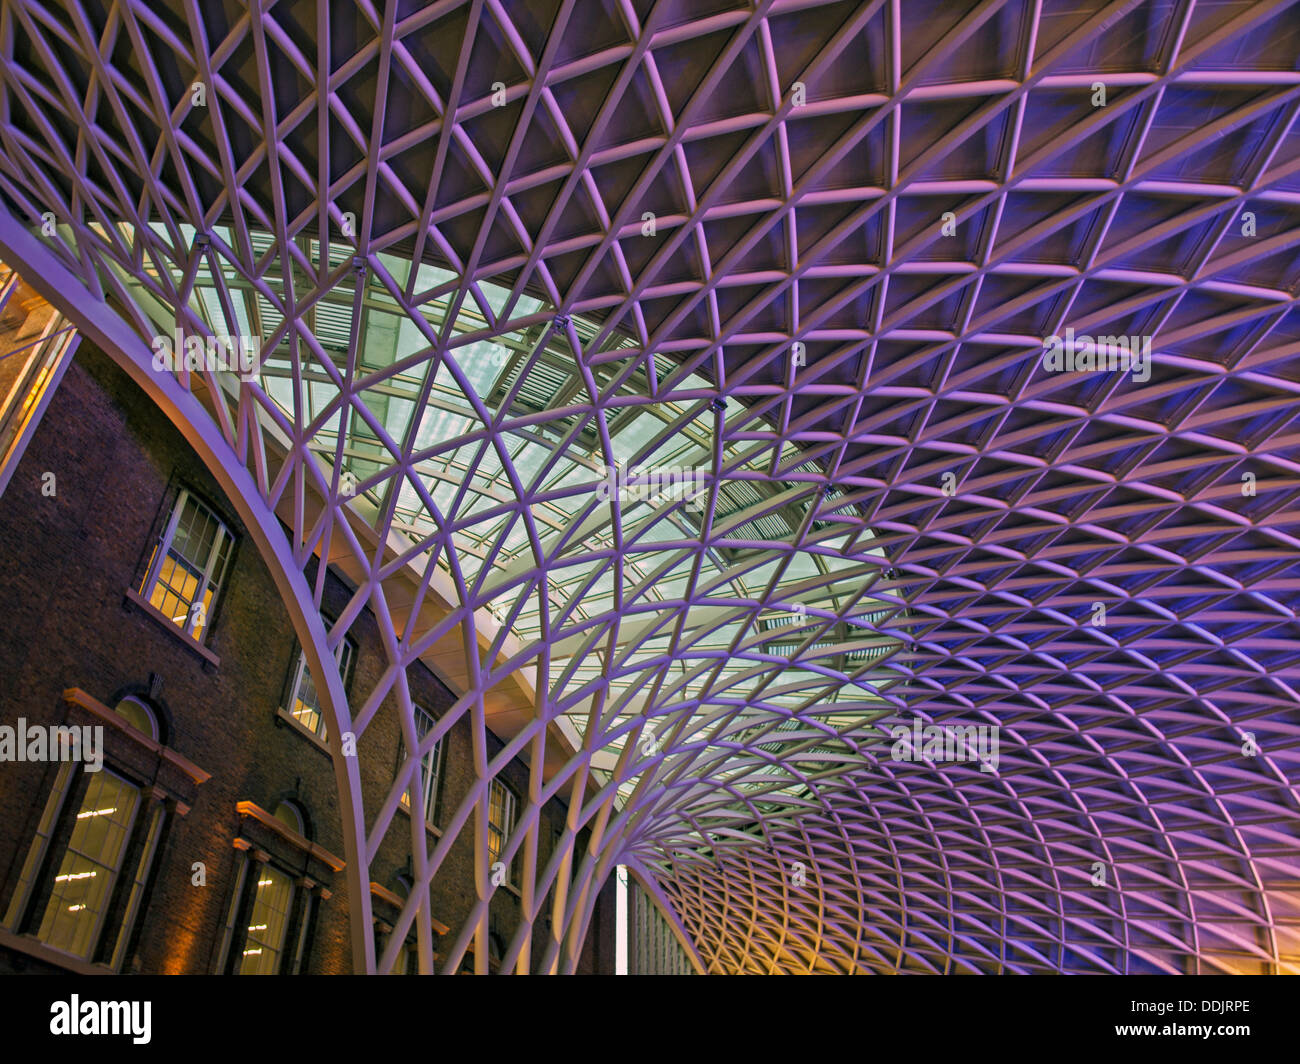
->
[0,343,613,974]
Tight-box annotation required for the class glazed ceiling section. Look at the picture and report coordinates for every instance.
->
[96,219,899,812]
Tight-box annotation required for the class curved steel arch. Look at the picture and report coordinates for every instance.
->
[0,0,1299,974]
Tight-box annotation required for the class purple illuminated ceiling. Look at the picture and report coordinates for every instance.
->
[1,0,1299,973]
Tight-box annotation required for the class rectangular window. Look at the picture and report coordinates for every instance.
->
[140,488,233,642]
[36,769,140,960]
[488,779,517,884]
[238,866,294,975]
[0,273,78,499]
[399,706,445,827]
[285,638,355,741]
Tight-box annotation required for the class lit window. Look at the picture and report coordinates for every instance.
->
[238,866,294,975]
[488,779,517,884]
[36,770,140,959]
[399,706,445,827]
[140,488,233,642]
[284,638,355,740]
[0,277,76,497]
[217,800,322,975]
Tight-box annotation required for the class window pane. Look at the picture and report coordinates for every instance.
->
[141,491,230,640]
[176,496,221,560]
[423,739,441,823]
[238,866,293,975]
[37,770,139,959]
[287,655,324,736]
[286,639,355,740]
[488,780,514,877]
[405,707,442,825]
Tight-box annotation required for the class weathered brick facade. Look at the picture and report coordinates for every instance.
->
[0,344,614,974]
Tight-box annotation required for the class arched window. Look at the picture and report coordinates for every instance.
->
[220,797,326,975]
[7,690,177,970]
[112,696,158,742]
[272,800,305,836]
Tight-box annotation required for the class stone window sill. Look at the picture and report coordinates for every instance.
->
[122,587,221,670]
[275,706,332,754]
[0,926,114,975]
[395,801,444,839]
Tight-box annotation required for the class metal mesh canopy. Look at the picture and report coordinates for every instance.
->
[1,0,1299,974]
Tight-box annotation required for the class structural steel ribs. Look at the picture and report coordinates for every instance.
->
[0,0,1299,973]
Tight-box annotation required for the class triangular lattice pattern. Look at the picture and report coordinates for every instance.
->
[0,0,1298,973]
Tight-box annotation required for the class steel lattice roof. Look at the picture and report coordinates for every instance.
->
[1,0,1299,973]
